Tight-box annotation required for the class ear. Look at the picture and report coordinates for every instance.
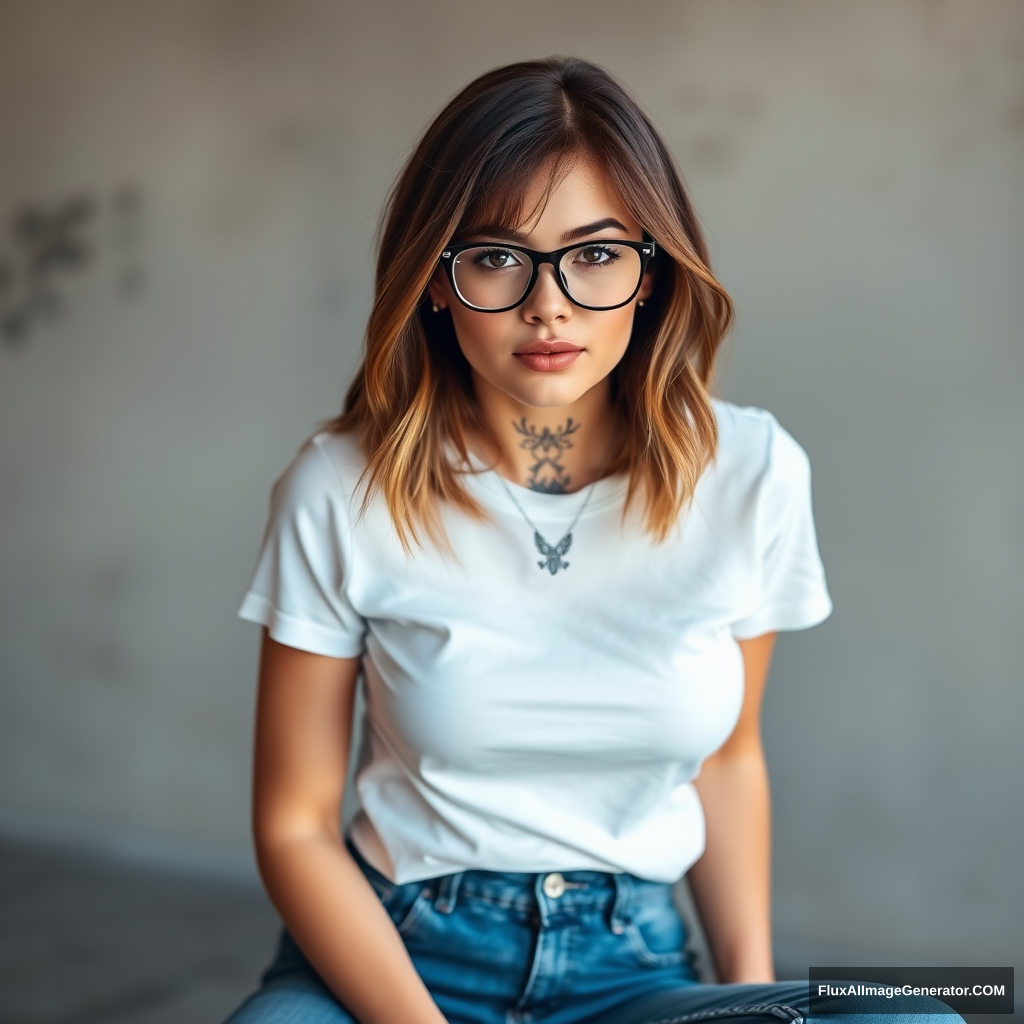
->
[427,265,449,310]
[637,263,656,303]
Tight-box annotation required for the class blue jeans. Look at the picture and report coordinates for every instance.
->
[224,839,961,1024]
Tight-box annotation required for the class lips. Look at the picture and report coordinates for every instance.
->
[513,339,583,372]
[515,340,581,355]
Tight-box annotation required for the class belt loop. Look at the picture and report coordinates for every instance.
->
[533,872,551,926]
[609,872,632,932]
[434,871,463,915]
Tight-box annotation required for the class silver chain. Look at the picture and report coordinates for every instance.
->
[496,475,599,538]
[495,473,602,575]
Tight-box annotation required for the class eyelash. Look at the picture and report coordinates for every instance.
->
[472,245,624,268]
[474,249,521,269]
[575,245,622,265]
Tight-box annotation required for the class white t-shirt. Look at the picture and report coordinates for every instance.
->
[238,399,832,884]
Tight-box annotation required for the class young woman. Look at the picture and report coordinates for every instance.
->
[225,58,953,1024]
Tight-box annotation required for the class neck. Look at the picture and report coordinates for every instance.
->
[469,373,617,494]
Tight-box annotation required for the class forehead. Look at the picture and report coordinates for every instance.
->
[463,153,641,243]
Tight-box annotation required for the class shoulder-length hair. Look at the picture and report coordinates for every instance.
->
[332,56,733,548]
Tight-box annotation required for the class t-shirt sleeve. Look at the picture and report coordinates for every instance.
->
[237,439,367,658]
[730,417,833,639]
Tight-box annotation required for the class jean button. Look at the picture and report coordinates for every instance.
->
[542,872,566,898]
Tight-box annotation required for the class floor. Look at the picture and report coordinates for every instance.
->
[0,838,280,1024]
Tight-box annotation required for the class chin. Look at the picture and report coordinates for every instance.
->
[505,376,592,409]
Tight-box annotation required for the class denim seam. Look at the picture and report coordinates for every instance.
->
[651,1004,805,1024]
[624,919,686,968]
[396,887,436,938]
[513,875,554,1009]
[434,871,463,914]
[609,873,631,932]
[447,891,667,916]
[624,888,671,906]
[457,891,537,912]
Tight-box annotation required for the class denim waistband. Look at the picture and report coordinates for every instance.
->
[345,836,676,924]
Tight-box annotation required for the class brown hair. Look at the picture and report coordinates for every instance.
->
[333,57,733,547]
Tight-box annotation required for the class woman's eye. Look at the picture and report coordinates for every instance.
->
[476,249,520,269]
[576,245,620,265]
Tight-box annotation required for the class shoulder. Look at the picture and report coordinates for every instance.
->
[271,429,366,504]
[710,397,812,489]
[710,402,832,635]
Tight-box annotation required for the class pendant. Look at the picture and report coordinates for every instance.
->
[534,530,572,575]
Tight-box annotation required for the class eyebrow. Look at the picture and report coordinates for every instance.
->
[467,217,631,246]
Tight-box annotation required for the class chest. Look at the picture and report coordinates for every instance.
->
[344,494,756,772]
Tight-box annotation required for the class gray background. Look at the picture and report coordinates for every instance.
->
[0,0,1021,994]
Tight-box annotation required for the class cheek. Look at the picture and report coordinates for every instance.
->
[587,309,637,361]
[449,310,514,367]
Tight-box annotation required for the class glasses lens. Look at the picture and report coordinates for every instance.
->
[559,243,643,309]
[451,247,533,310]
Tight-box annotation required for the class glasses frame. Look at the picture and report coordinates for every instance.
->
[438,238,656,313]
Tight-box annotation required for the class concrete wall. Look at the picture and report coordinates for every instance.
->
[0,0,1021,981]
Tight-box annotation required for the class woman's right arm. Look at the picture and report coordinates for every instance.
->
[252,631,448,1024]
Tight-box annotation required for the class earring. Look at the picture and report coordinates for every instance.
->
[432,302,440,313]
[637,300,645,307]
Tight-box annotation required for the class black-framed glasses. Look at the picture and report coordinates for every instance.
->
[438,239,655,313]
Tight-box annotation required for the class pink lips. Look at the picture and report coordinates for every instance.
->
[513,340,583,373]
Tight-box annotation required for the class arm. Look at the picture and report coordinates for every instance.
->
[688,631,777,984]
[252,631,448,1024]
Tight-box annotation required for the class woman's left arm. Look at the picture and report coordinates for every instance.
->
[688,631,778,984]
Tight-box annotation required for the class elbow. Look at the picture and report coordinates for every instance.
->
[252,798,342,864]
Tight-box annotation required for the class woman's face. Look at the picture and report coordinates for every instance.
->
[428,156,654,411]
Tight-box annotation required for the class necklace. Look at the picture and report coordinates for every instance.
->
[496,474,601,575]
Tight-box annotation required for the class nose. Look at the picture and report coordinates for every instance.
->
[520,262,572,325]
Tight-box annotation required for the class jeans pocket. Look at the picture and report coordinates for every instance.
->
[394,884,438,939]
[379,880,436,940]
[624,893,688,968]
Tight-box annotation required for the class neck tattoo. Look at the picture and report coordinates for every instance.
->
[513,417,580,493]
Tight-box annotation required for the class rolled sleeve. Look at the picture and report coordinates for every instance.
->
[238,439,366,658]
[731,417,833,639]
